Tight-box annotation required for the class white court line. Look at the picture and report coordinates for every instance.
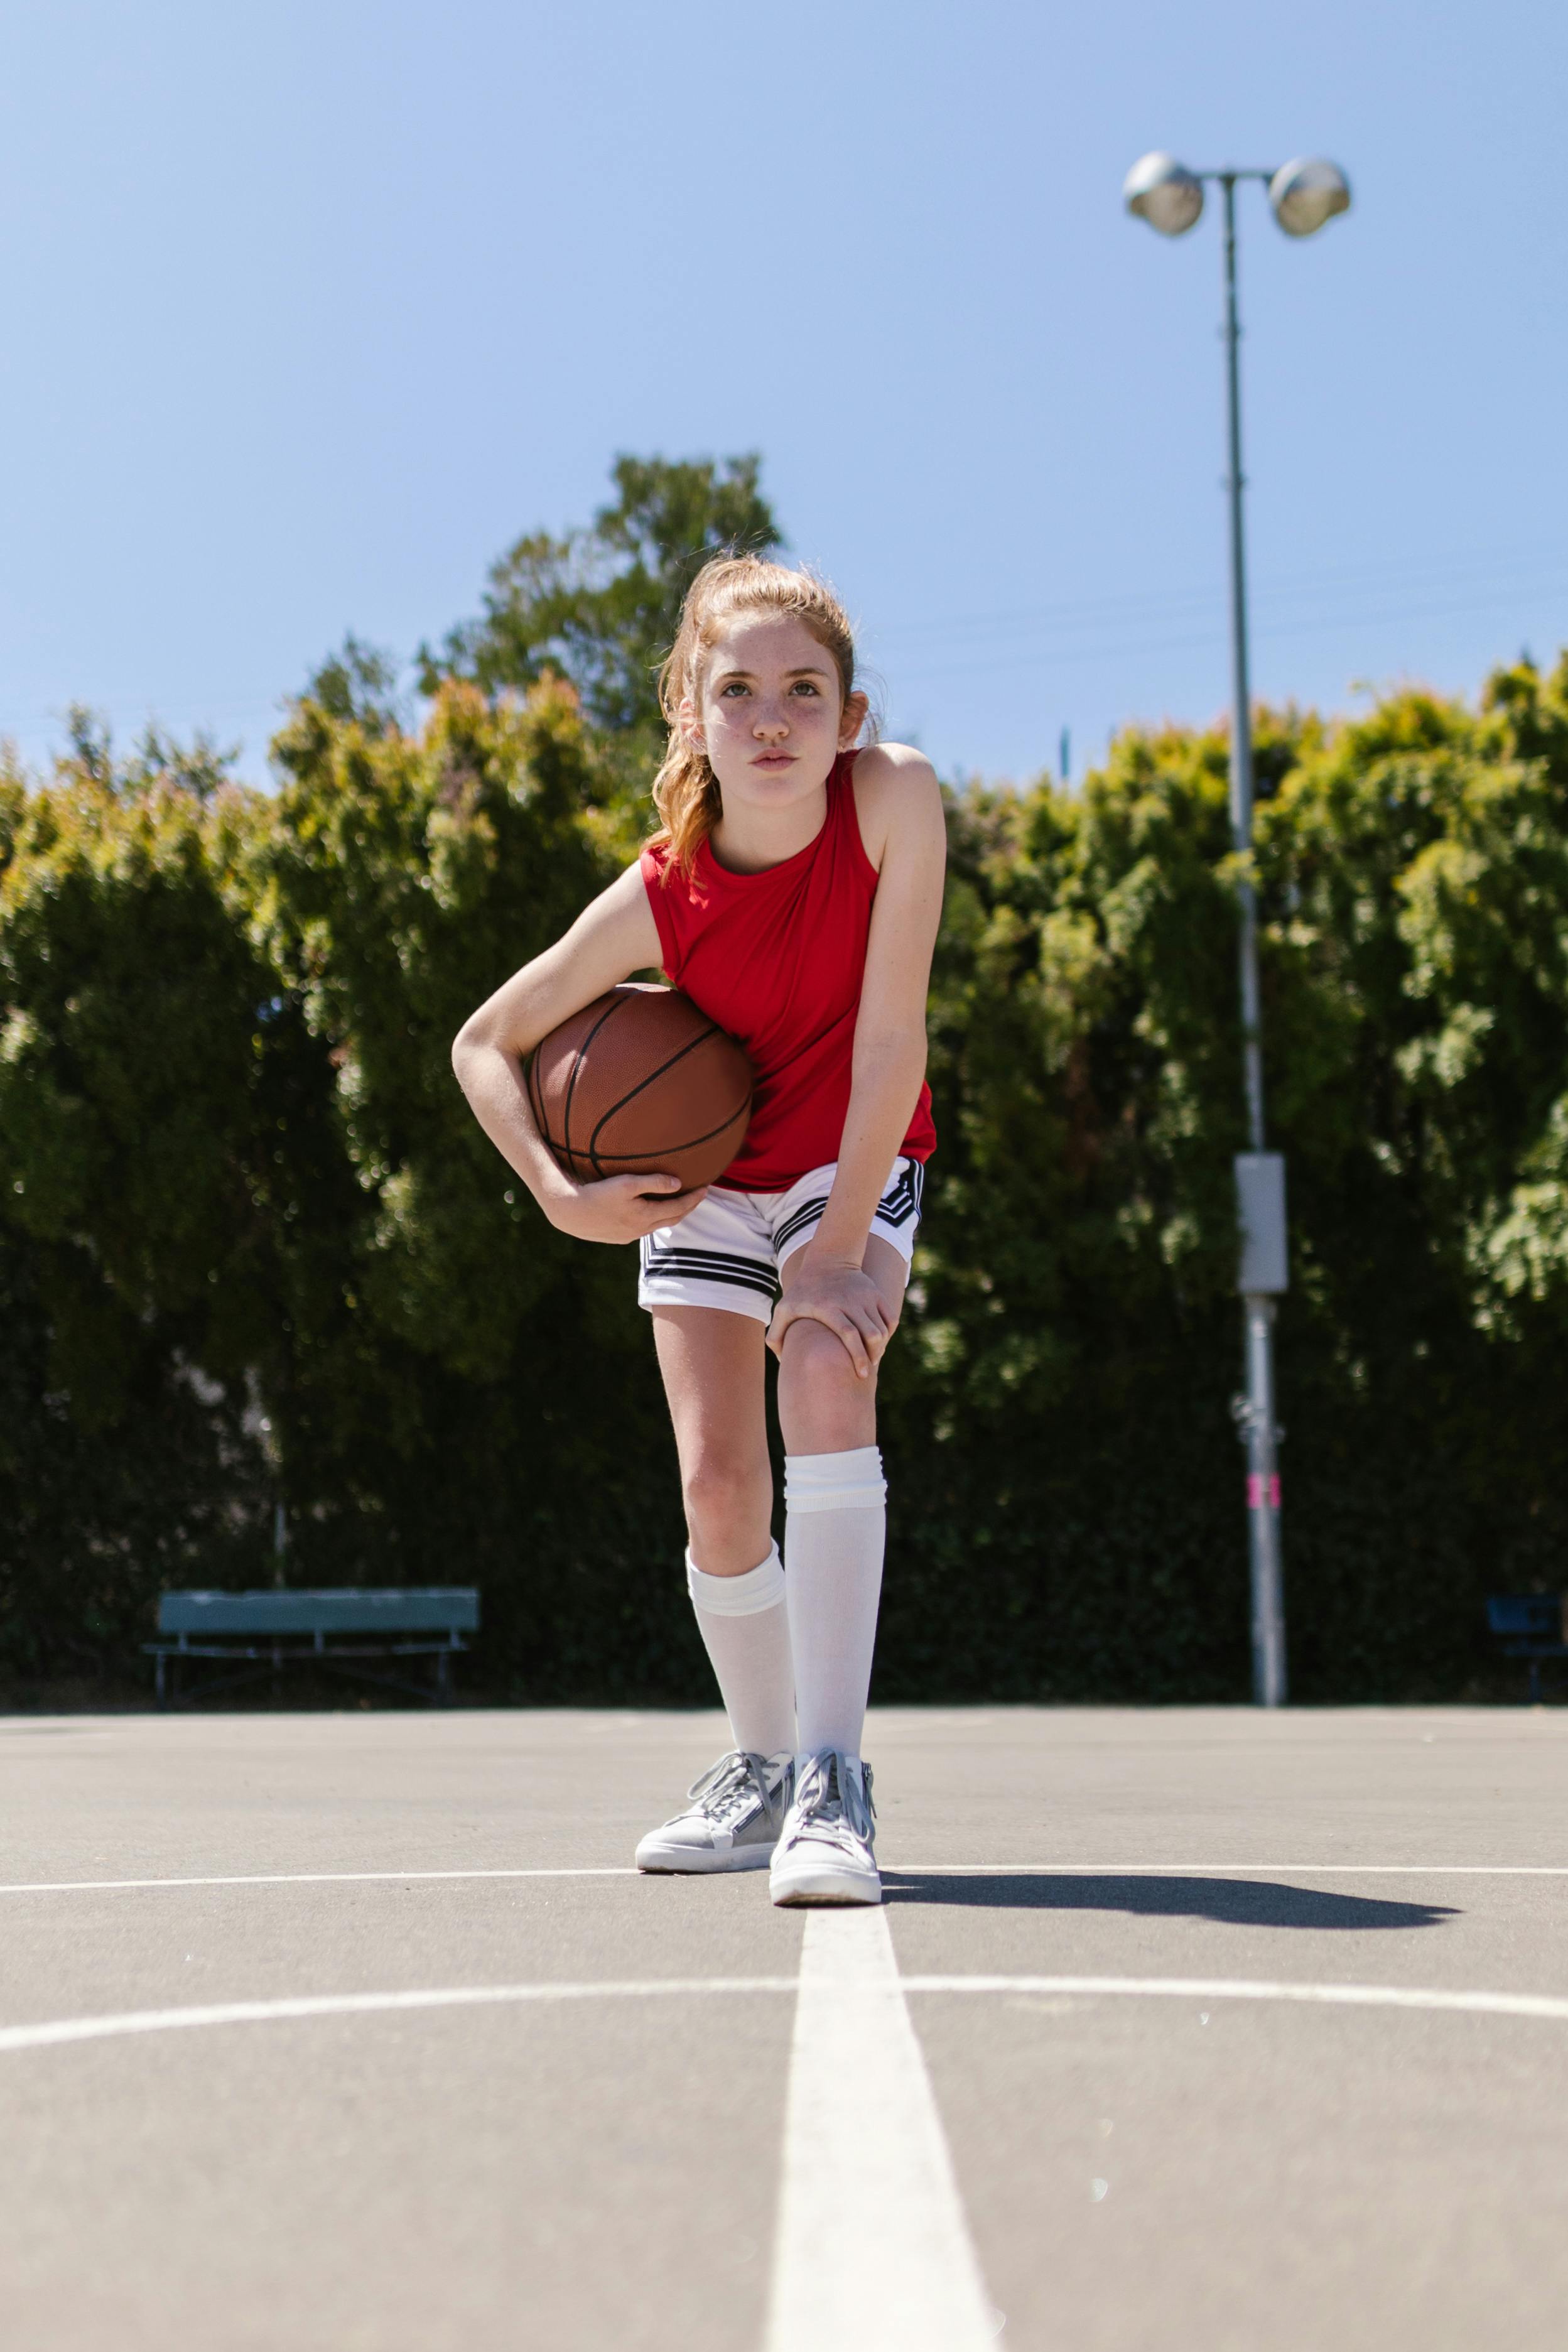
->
[4,1862,1567,1897]
[0,1868,637,1895]
[897,1977,1568,2017]
[764,1911,996,2352]
[9,1970,1568,2058]
[892,1863,1568,1876]
[0,1979,794,2057]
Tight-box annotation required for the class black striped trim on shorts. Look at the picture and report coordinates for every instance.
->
[772,1194,831,1254]
[639,1237,781,1302]
[772,1158,925,1254]
[873,1158,924,1232]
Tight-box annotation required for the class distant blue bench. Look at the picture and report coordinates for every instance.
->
[147,1588,480,1709]
[1486,1594,1567,1702]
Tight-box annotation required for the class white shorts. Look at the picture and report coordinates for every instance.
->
[637,1157,926,1324]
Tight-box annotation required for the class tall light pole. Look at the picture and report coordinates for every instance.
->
[1123,151,1351,1707]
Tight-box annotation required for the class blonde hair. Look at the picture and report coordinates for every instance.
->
[649,556,863,879]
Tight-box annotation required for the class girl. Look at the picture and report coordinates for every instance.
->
[452,557,945,1905]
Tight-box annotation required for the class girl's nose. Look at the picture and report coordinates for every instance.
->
[754,710,789,739]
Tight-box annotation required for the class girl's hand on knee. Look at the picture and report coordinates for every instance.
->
[545,1171,708,1245]
[768,1262,893,1377]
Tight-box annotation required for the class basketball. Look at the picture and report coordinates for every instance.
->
[526,983,754,1191]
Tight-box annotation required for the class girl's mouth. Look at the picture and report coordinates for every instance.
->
[753,752,796,768]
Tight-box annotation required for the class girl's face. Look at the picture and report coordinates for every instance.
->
[683,612,867,819]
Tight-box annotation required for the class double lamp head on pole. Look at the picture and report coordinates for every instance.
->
[1123,152,1350,240]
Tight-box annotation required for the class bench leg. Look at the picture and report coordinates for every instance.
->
[1530,1659,1543,1705]
[155,1651,166,1710]
[436,1648,453,1706]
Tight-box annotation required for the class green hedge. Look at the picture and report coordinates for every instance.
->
[4,651,1568,1703]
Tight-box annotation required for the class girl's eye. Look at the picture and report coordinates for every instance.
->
[720,681,750,698]
[790,681,820,697]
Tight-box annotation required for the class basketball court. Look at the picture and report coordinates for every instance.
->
[3,1704,1565,2349]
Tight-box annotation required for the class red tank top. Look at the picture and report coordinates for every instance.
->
[639,751,938,1192]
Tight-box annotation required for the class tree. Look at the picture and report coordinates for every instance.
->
[8,453,1568,1706]
[875,665,1568,1703]
[250,671,705,1691]
[0,731,286,1676]
[421,453,781,737]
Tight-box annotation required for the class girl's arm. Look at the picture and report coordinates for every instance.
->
[451,862,708,1245]
[768,745,947,1373]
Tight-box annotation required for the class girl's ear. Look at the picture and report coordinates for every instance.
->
[678,693,705,751]
[838,690,871,749]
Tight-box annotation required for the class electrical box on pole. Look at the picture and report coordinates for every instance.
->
[1235,1152,1287,1294]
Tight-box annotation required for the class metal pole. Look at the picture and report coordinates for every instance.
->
[1220,175,1287,1707]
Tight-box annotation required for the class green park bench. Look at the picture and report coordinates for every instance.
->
[146,1588,480,1710]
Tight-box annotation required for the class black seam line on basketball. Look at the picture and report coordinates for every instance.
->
[562,995,635,1166]
[530,1061,571,1167]
[573,1100,753,1168]
[585,1022,738,1177]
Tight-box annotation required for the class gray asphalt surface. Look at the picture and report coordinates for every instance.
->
[3,1704,1567,2350]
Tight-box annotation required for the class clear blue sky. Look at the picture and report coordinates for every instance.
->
[3,0,1565,786]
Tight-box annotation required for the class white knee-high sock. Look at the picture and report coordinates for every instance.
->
[686,1545,796,1760]
[784,1446,887,1759]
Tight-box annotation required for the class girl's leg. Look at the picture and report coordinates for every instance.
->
[776,1238,908,1759]
[651,1304,794,1758]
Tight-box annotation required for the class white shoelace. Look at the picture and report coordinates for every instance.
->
[679,1750,778,1831]
[787,1752,875,1856]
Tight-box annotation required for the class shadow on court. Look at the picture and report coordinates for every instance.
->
[882,1872,1458,1932]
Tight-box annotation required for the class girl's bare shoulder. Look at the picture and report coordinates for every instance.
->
[850,741,944,869]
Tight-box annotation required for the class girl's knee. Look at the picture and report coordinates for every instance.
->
[778,1318,877,1451]
[781,1314,859,1380]
[682,1449,770,1527]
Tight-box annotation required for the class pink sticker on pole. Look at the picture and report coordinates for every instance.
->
[1247,1474,1282,1510]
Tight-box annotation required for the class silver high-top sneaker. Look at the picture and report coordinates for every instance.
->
[769,1750,879,1906]
[635,1750,794,1874]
